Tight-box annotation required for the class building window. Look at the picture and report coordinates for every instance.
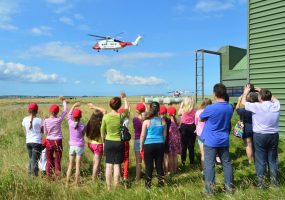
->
[227,86,243,97]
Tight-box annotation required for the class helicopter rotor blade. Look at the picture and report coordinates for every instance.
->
[114,32,124,38]
[88,34,108,39]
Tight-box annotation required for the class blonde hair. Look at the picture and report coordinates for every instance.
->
[182,96,195,112]
[198,98,212,110]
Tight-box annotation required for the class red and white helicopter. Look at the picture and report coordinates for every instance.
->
[89,33,142,52]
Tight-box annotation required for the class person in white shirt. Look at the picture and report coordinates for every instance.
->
[242,85,280,188]
[22,103,43,176]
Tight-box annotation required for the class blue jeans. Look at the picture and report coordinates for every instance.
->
[253,132,279,187]
[204,145,233,193]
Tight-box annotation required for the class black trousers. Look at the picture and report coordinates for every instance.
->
[143,143,164,188]
[180,123,196,164]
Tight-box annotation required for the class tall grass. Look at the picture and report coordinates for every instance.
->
[0,97,285,200]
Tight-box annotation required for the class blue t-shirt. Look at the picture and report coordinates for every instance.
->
[144,117,165,145]
[200,102,233,147]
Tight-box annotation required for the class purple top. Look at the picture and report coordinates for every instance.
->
[133,117,143,140]
[44,101,67,140]
[245,101,280,134]
[68,109,85,147]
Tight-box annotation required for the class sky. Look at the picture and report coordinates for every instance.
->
[0,0,247,96]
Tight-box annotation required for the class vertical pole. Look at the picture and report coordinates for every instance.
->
[202,50,204,100]
[195,51,198,103]
[219,54,222,83]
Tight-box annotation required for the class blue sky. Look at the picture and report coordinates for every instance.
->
[0,0,247,96]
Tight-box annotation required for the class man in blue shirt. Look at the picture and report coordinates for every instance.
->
[200,83,234,194]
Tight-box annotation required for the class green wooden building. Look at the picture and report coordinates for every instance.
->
[248,0,285,135]
[219,45,248,96]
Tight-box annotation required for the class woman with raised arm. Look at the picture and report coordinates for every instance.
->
[86,103,106,180]
[178,96,196,166]
[100,92,129,190]
[235,84,259,164]
[44,96,67,178]
[242,85,280,188]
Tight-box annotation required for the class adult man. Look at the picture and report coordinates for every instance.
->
[242,85,280,188]
[200,83,234,194]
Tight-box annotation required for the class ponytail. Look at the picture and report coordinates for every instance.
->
[74,118,80,129]
[29,110,37,130]
[173,115,178,126]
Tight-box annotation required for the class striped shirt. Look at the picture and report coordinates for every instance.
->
[44,101,67,140]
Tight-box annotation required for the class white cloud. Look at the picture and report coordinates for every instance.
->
[74,80,80,84]
[0,1,18,31]
[105,69,166,86]
[46,0,66,4]
[30,26,52,36]
[21,42,174,66]
[59,16,74,25]
[0,59,65,83]
[194,0,235,12]
[74,13,84,20]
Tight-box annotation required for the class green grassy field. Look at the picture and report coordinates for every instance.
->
[0,97,285,200]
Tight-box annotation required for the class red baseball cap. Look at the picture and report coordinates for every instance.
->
[167,106,177,116]
[136,103,146,113]
[118,107,125,114]
[72,109,82,118]
[28,103,38,111]
[49,104,59,114]
[159,105,167,115]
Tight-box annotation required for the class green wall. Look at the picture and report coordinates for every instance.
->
[219,45,248,87]
[248,0,285,135]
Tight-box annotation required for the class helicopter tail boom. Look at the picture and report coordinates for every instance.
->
[132,35,142,46]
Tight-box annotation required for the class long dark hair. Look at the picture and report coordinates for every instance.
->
[86,110,103,140]
[172,115,178,126]
[29,110,37,130]
[145,102,160,120]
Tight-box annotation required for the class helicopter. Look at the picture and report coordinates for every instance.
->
[89,33,142,52]
[168,90,194,97]
[168,90,184,98]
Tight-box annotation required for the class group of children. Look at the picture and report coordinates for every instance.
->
[22,96,214,187]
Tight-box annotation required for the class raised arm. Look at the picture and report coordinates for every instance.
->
[235,95,243,110]
[120,91,129,110]
[59,96,67,121]
[241,85,251,105]
[87,103,107,114]
[141,96,148,112]
[68,102,80,120]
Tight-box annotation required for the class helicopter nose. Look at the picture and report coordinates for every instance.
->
[93,43,100,50]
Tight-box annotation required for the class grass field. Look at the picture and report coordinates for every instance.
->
[0,97,285,200]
